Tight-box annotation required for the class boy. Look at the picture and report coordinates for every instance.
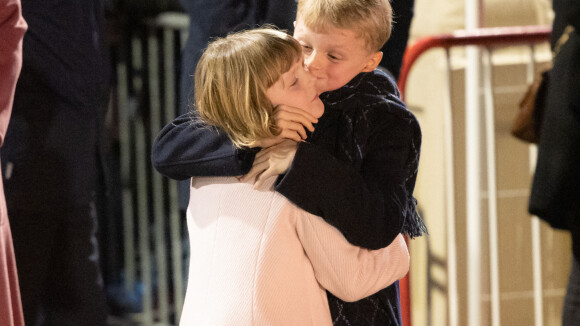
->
[152,0,426,324]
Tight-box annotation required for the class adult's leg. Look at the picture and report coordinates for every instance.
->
[41,202,108,326]
[563,255,580,325]
[8,207,60,326]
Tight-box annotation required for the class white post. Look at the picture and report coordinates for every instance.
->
[527,45,544,326]
[465,1,483,325]
[443,49,459,326]
[483,49,501,326]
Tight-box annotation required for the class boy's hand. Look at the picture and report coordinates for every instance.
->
[252,105,317,148]
[240,140,298,189]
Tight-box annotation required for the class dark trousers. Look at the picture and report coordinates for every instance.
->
[8,203,108,326]
[563,255,580,325]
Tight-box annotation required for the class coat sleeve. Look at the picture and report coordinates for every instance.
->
[0,0,27,146]
[555,0,580,30]
[258,0,296,31]
[276,110,422,250]
[295,209,409,302]
[151,113,258,179]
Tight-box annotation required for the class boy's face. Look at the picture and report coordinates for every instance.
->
[293,18,382,93]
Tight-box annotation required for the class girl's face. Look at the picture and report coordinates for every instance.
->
[266,58,324,118]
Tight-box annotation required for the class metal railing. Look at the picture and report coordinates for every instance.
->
[397,25,551,326]
[115,12,189,325]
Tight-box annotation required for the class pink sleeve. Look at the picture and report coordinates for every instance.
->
[296,209,409,302]
[0,0,27,146]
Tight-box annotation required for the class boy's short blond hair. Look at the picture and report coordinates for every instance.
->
[297,0,392,52]
[194,28,302,148]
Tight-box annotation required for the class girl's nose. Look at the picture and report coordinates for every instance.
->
[301,65,316,85]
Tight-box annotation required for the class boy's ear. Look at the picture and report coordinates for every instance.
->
[361,51,383,72]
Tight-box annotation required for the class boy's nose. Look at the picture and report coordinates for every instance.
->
[304,51,322,72]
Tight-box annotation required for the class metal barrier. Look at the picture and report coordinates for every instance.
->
[397,25,551,326]
[115,12,189,325]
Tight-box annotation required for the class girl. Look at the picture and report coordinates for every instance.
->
[180,28,409,326]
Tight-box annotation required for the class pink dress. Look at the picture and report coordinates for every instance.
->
[0,0,27,325]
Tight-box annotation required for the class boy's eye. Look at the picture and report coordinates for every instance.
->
[301,45,313,53]
[290,78,298,87]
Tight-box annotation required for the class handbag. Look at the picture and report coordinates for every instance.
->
[511,70,550,143]
[511,26,574,143]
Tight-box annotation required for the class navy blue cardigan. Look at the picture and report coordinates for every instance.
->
[152,69,426,325]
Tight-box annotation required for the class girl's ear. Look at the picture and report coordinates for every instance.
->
[361,51,383,72]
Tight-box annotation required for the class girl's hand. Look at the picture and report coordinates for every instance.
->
[252,105,317,148]
[240,140,298,188]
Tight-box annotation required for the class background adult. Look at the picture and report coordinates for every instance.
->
[1,1,111,325]
[379,0,415,80]
[528,0,580,324]
[0,0,26,324]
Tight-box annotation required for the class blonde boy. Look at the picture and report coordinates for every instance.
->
[153,0,425,325]
[237,1,425,325]
[294,0,391,93]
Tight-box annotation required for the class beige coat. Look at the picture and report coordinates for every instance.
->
[181,176,409,326]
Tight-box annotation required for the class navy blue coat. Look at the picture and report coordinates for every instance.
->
[529,1,580,259]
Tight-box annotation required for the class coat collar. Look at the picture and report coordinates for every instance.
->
[320,70,400,107]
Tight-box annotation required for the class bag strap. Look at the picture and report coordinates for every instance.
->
[553,25,575,59]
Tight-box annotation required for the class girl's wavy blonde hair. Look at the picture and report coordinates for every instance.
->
[194,27,302,148]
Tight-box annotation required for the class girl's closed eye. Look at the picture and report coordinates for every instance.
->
[290,78,298,87]
[328,54,341,61]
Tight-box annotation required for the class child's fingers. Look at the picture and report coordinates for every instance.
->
[278,120,308,140]
[278,105,318,123]
[239,160,268,183]
[258,168,277,182]
[275,106,316,132]
[253,171,267,189]
[278,113,315,132]
[253,151,272,164]
[276,128,303,142]
[254,168,275,189]
[238,173,253,183]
